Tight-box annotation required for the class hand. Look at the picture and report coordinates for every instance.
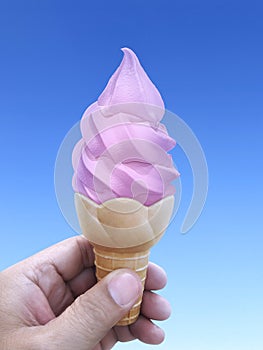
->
[0,236,171,349]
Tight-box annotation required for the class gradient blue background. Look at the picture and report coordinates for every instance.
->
[0,1,262,349]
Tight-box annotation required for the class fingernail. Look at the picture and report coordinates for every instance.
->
[108,271,141,306]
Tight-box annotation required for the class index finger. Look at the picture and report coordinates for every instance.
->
[145,262,167,291]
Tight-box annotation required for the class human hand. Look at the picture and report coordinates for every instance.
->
[0,236,171,349]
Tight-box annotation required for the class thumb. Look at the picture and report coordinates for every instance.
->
[38,269,142,350]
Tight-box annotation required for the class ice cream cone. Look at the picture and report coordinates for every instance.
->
[75,193,174,326]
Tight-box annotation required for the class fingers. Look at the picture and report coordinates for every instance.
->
[35,269,142,350]
[113,324,136,343]
[113,298,169,346]
[145,262,167,291]
[129,315,165,345]
[141,290,171,320]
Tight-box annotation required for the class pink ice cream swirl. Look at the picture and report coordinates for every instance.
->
[72,48,179,206]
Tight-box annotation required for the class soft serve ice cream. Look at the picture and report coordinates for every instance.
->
[72,48,179,205]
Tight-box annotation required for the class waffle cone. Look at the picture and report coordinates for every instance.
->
[75,193,174,326]
[93,244,150,325]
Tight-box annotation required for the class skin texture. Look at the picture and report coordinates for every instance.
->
[0,236,171,350]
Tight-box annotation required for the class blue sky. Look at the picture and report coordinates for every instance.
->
[0,1,262,349]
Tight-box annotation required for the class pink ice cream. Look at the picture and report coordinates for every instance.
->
[72,48,179,206]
